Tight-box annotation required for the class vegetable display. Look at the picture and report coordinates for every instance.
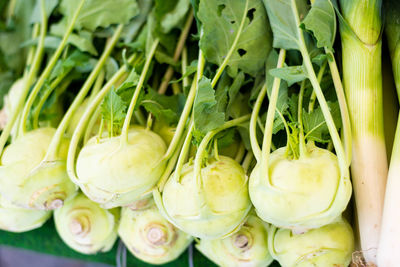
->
[1,0,400,266]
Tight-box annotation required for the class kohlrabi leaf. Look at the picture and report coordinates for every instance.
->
[198,0,272,77]
[155,0,190,33]
[30,0,59,24]
[101,88,127,132]
[60,0,140,31]
[105,57,119,81]
[302,101,341,143]
[301,0,336,50]
[262,0,308,50]
[121,0,153,43]
[141,89,185,125]
[0,0,35,74]
[50,50,90,81]
[227,71,246,117]
[193,77,226,135]
[50,19,98,55]
[269,65,308,86]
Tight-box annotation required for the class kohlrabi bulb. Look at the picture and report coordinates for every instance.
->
[196,212,274,267]
[269,217,354,267]
[161,156,251,239]
[118,198,192,264]
[75,126,167,208]
[0,127,77,210]
[54,193,119,254]
[249,143,352,231]
[0,195,51,232]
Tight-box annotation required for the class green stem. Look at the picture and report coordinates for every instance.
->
[32,70,72,129]
[298,80,307,157]
[120,40,159,145]
[242,151,253,173]
[66,54,137,184]
[250,83,267,161]
[210,0,249,88]
[44,24,123,161]
[88,69,105,102]
[6,0,17,25]
[326,49,352,166]
[157,127,187,191]
[0,8,46,153]
[260,49,286,173]
[308,61,327,112]
[162,52,205,161]
[18,0,86,136]
[234,142,246,163]
[157,10,194,94]
[173,119,194,184]
[213,139,219,161]
[194,115,251,183]
[182,46,189,89]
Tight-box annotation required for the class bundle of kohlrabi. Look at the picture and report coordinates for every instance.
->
[249,0,352,232]
[66,0,195,209]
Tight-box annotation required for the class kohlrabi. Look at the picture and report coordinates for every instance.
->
[0,195,51,233]
[196,212,273,267]
[67,2,194,208]
[269,217,354,267]
[54,193,119,254]
[249,0,352,231]
[118,197,192,265]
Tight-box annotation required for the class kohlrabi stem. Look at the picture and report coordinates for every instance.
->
[0,3,47,153]
[291,0,346,170]
[18,0,86,136]
[173,119,194,184]
[260,49,286,174]
[158,10,194,94]
[213,139,219,161]
[157,129,186,190]
[162,51,205,161]
[32,70,73,129]
[242,151,253,173]
[308,61,327,112]
[67,54,137,184]
[234,142,246,163]
[6,0,17,25]
[326,49,352,166]
[88,69,105,102]
[250,83,267,161]
[298,80,308,157]
[120,39,159,145]
[182,46,189,88]
[194,115,251,181]
[44,24,123,161]
[211,0,249,88]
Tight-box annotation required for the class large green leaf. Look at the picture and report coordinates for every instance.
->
[262,0,308,50]
[301,0,336,50]
[198,0,272,77]
[60,0,140,31]
[193,77,225,135]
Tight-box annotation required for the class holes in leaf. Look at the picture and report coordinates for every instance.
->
[217,4,226,16]
[238,49,247,57]
[230,20,235,24]
[247,8,256,22]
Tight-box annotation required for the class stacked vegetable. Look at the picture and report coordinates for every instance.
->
[1,0,399,266]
